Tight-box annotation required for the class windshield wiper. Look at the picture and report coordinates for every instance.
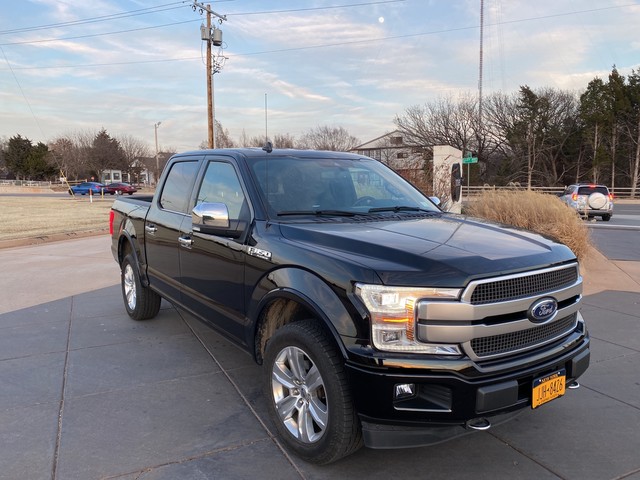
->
[367,205,431,213]
[276,209,357,217]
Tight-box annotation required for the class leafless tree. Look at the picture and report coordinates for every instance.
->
[215,120,235,148]
[273,133,296,149]
[118,134,151,166]
[117,134,152,183]
[395,93,479,154]
[298,126,360,151]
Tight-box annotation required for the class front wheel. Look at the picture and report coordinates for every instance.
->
[121,253,161,320]
[263,319,362,464]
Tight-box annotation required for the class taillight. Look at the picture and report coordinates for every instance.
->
[609,193,614,200]
[109,210,115,235]
[571,193,578,201]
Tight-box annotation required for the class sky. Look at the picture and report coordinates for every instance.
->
[1,0,639,153]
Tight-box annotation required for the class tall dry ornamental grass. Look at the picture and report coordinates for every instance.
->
[464,190,592,261]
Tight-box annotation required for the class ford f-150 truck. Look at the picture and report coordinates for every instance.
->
[110,147,590,464]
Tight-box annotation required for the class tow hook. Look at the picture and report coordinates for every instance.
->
[466,417,491,431]
[567,381,580,389]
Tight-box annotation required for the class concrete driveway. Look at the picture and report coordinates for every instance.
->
[1,235,639,479]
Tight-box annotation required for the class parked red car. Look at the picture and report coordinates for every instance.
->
[104,182,138,195]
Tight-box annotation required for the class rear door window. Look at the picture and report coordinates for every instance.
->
[159,161,199,213]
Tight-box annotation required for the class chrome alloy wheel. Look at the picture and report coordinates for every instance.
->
[271,346,328,443]
[123,263,137,311]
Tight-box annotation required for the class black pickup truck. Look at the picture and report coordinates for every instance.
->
[110,147,590,464]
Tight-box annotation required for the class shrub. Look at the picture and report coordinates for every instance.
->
[464,190,592,261]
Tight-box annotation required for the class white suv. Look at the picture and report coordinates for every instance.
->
[560,184,613,221]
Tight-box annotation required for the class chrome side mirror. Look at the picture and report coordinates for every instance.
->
[192,202,230,230]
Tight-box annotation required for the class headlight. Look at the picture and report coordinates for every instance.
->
[355,283,462,354]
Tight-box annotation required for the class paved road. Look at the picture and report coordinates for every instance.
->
[1,236,639,479]
[587,203,640,261]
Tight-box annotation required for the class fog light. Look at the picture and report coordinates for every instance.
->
[394,383,416,400]
[381,330,401,343]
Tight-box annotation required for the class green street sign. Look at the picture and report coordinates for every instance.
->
[462,157,478,164]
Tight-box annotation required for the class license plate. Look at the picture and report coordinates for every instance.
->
[532,369,566,409]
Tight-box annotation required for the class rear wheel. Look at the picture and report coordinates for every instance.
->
[263,319,362,464]
[121,253,161,320]
[602,214,611,222]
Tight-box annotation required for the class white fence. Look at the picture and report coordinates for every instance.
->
[1,179,637,199]
[0,180,55,188]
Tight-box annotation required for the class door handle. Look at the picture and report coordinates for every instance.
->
[178,236,193,248]
[145,224,157,234]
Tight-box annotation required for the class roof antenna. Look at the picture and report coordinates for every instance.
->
[262,141,273,153]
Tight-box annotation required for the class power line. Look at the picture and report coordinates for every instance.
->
[0,0,400,38]
[0,0,404,47]
[226,0,406,16]
[1,46,45,138]
[5,56,202,70]
[231,3,640,57]
[0,19,201,47]
[0,2,187,36]
[2,3,637,65]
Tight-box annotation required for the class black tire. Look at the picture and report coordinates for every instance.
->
[602,214,611,222]
[263,319,363,464]
[121,253,161,320]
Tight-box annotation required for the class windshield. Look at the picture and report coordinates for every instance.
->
[248,155,439,217]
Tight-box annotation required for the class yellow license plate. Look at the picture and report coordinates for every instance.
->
[532,369,566,409]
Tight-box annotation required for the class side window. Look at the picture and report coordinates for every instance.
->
[196,161,247,219]
[159,161,199,213]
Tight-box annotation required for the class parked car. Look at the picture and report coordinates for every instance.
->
[104,182,138,195]
[560,183,613,221]
[68,181,106,196]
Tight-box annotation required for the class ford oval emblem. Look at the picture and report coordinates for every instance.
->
[528,298,558,323]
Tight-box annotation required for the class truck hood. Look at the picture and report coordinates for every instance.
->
[279,214,576,287]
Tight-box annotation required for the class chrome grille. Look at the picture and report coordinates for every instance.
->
[470,313,577,358]
[470,266,578,305]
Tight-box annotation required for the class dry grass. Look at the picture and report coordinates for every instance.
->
[464,190,592,261]
[0,195,113,241]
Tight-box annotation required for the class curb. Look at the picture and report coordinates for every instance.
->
[0,229,110,250]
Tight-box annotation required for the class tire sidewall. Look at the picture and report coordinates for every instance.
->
[121,254,144,320]
[263,320,356,464]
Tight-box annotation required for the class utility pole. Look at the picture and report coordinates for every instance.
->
[206,10,213,148]
[193,1,226,149]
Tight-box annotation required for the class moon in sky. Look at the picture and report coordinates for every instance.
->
[378,16,384,23]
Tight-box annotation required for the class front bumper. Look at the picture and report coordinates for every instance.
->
[346,329,590,449]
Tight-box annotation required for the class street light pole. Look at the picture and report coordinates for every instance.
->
[154,121,161,184]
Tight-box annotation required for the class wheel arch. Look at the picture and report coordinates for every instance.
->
[250,267,359,365]
[117,228,148,286]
